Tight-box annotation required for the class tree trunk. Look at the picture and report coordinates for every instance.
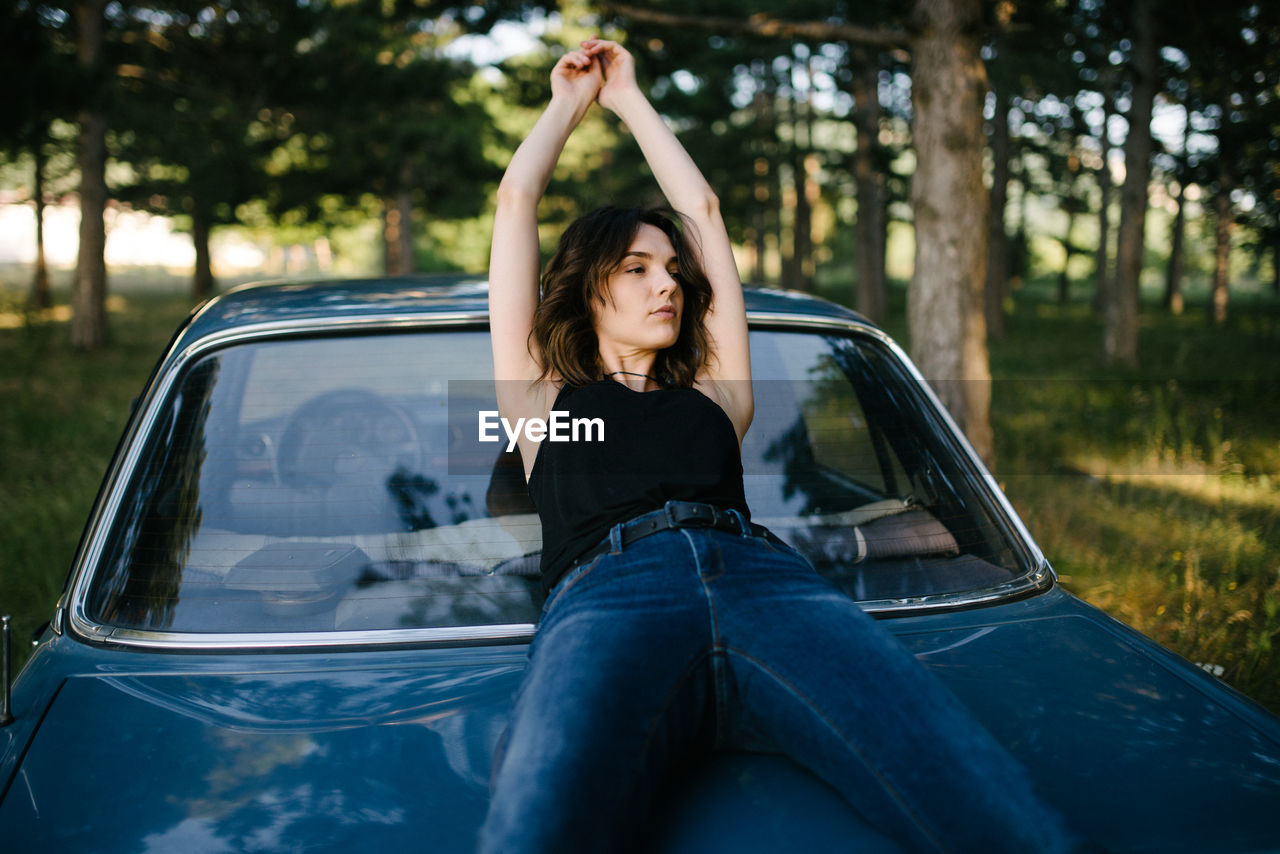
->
[1273,242,1279,296]
[750,205,767,282]
[1104,0,1156,367]
[751,87,771,283]
[794,55,815,290]
[1210,178,1232,325]
[1093,87,1115,315]
[1165,176,1187,315]
[986,90,1011,338]
[1011,155,1030,287]
[1058,208,1076,305]
[908,0,994,467]
[31,142,51,310]
[779,74,802,292]
[750,160,768,283]
[71,0,108,352]
[852,51,887,323]
[1164,112,1189,315]
[383,186,414,276]
[192,204,215,301]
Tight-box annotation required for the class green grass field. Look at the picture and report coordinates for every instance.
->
[989,287,1280,713]
[2,271,1277,713]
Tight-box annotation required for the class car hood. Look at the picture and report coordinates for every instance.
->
[4,589,1280,853]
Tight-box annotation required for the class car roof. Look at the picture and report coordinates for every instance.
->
[180,275,875,347]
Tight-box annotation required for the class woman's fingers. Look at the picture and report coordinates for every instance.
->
[578,38,636,111]
[551,48,603,106]
[580,39,626,69]
[556,49,590,71]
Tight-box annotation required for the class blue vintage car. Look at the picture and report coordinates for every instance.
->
[2,277,1278,852]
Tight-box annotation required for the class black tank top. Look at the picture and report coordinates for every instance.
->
[527,379,750,591]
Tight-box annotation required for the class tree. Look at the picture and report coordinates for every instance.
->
[1105,0,1157,367]
[0,3,76,310]
[1180,0,1277,326]
[985,80,1011,337]
[1234,3,1280,295]
[105,1,509,292]
[850,46,889,323]
[603,1,997,464]
[261,1,503,275]
[1162,109,1190,314]
[907,0,993,462]
[981,0,1069,336]
[71,0,109,351]
[110,2,314,300]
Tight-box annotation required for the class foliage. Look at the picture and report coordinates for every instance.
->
[3,0,1279,308]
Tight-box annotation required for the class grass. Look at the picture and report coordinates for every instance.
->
[1,269,1278,714]
[0,275,198,672]
[987,282,1280,713]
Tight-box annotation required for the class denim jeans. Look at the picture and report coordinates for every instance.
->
[477,522,1083,854]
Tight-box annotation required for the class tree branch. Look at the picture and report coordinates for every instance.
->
[603,4,912,51]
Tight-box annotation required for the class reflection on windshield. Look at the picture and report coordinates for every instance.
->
[85,329,1025,635]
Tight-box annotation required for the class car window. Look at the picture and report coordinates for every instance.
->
[84,327,1026,637]
[743,331,1023,601]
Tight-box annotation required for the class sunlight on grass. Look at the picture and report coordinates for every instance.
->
[0,294,129,328]
[1071,457,1278,511]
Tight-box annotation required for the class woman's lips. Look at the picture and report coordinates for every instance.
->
[652,305,676,318]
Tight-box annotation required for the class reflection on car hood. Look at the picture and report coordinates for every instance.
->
[4,589,1280,853]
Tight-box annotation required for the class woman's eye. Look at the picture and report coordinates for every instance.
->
[626,266,644,274]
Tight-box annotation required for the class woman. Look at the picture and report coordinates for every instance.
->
[481,38,1086,854]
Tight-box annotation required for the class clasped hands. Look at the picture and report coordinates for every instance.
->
[551,38,639,115]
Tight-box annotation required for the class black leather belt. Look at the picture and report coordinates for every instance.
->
[572,499,768,567]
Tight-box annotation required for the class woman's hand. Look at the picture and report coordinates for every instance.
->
[580,38,639,113]
[550,47,602,112]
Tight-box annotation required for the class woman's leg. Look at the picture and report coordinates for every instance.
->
[477,536,715,854]
[691,530,1084,854]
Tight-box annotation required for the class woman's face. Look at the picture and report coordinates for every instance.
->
[593,223,684,354]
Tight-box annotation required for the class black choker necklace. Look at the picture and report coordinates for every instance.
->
[606,370,659,382]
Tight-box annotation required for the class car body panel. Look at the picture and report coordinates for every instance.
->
[5,278,1279,852]
[5,589,1280,852]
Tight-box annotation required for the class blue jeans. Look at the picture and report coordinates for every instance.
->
[478,522,1082,853]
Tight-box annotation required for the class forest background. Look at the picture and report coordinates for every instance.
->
[2,0,1279,712]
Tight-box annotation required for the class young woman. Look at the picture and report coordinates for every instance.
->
[481,38,1088,854]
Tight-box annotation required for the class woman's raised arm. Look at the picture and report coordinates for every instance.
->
[581,38,753,437]
[489,49,600,398]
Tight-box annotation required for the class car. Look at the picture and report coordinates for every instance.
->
[3,275,1279,853]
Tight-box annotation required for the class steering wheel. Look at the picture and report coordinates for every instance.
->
[275,389,423,489]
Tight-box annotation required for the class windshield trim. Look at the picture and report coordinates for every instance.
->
[65,310,1058,652]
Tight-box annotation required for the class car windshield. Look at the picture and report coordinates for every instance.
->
[85,327,1027,635]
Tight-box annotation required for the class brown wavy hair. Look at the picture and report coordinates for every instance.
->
[531,206,713,389]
